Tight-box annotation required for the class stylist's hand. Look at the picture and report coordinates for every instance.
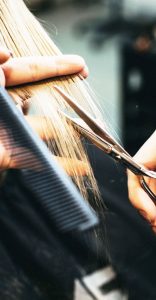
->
[1,52,88,87]
[127,131,156,231]
[0,47,89,176]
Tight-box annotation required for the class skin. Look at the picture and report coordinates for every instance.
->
[0,47,89,176]
[2,55,89,87]
[127,131,156,232]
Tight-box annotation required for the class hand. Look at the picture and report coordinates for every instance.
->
[1,53,88,87]
[0,47,89,176]
[127,131,156,231]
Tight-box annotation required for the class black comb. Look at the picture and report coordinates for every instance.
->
[0,87,98,233]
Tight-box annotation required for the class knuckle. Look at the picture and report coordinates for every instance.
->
[2,64,12,83]
[28,62,39,81]
[53,60,59,76]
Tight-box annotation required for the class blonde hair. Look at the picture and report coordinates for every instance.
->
[0,0,104,201]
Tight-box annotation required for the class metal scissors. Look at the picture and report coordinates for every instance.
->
[54,86,156,202]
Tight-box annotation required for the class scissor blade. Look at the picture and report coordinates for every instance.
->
[59,110,156,179]
[54,86,130,156]
[55,87,156,179]
[61,112,113,154]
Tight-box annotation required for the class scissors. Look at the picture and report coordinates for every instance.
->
[54,86,156,202]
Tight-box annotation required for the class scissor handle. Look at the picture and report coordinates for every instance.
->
[140,177,156,202]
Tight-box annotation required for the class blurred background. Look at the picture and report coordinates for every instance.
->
[26,0,156,155]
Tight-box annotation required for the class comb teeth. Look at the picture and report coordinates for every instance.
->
[0,87,98,233]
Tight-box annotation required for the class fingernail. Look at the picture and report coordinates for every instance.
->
[79,65,89,79]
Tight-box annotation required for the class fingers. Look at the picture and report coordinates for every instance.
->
[25,116,56,140]
[26,116,89,176]
[0,114,88,177]
[133,130,156,168]
[53,156,89,177]
[127,131,156,231]
[79,64,89,79]
[0,51,89,176]
[0,47,12,86]
[0,47,11,64]
[127,170,156,230]
[0,143,88,177]
[2,55,89,87]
